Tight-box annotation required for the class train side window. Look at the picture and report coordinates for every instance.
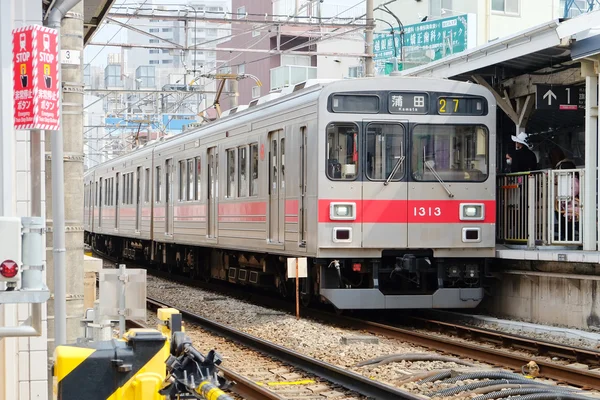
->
[238,146,248,197]
[95,182,98,206]
[326,123,359,181]
[227,149,236,198]
[250,143,258,196]
[366,123,405,181]
[156,166,162,203]
[195,157,201,200]
[187,159,194,201]
[179,161,186,201]
[130,173,134,204]
[145,168,150,203]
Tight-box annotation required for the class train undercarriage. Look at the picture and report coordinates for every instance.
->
[86,232,487,310]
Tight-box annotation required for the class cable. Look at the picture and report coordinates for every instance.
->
[87,0,152,65]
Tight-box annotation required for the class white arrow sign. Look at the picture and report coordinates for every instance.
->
[543,89,557,105]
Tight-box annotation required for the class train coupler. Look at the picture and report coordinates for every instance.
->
[159,331,232,400]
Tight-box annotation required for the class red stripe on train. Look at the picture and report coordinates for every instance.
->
[319,199,496,223]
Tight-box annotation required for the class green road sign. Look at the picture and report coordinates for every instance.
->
[374,14,476,75]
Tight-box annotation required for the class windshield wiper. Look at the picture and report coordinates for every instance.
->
[424,160,454,198]
[384,156,405,186]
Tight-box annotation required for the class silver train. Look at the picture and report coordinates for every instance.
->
[84,77,497,310]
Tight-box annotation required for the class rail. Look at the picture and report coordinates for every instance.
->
[496,168,584,247]
[146,297,423,400]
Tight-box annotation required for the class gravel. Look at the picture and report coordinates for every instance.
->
[143,275,506,398]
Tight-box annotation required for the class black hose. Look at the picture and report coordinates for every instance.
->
[429,380,547,397]
[504,394,595,400]
[441,371,533,384]
[417,370,452,384]
[473,388,583,400]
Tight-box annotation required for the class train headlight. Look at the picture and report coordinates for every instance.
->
[460,203,484,221]
[330,202,356,220]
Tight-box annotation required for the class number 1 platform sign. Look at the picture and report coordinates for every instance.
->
[12,25,60,131]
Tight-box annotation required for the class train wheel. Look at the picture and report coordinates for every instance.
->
[300,276,312,307]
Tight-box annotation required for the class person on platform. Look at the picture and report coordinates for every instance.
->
[505,132,538,173]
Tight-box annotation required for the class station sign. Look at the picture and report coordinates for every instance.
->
[12,25,60,130]
[373,13,477,75]
[535,84,585,111]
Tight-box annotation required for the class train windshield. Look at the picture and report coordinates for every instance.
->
[365,123,404,181]
[411,124,488,182]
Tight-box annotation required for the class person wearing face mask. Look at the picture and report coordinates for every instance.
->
[505,132,538,173]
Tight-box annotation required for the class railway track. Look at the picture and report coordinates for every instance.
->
[93,249,600,391]
[144,296,422,400]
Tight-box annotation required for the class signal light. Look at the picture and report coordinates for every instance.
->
[352,263,361,272]
[0,260,18,278]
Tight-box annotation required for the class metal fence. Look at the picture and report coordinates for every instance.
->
[496,169,584,247]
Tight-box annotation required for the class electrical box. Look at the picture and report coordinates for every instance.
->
[0,217,22,284]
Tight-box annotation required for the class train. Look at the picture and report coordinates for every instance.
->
[84,77,497,310]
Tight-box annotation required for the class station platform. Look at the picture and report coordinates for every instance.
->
[495,244,600,263]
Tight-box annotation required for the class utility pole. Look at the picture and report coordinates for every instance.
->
[365,0,375,77]
[46,0,84,356]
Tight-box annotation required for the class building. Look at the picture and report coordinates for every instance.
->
[373,0,600,75]
[217,0,365,110]
[126,0,229,86]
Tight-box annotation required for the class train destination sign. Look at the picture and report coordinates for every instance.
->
[535,84,585,111]
[12,25,60,130]
[388,92,429,114]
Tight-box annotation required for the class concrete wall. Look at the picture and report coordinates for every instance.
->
[377,0,561,48]
[485,260,600,330]
[316,39,363,79]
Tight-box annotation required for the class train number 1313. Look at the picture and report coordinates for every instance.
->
[413,206,442,217]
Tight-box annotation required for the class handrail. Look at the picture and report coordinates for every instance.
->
[496,168,584,248]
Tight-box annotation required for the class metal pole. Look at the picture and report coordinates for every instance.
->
[47,0,82,347]
[118,264,126,337]
[365,0,374,77]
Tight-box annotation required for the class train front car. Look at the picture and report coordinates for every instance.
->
[316,77,496,310]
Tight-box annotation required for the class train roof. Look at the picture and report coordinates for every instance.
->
[85,76,492,178]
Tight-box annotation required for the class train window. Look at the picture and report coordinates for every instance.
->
[227,149,236,198]
[281,139,285,190]
[187,159,194,201]
[366,123,405,181]
[156,166,162,202]
[326,123,359,181]
[179,161,186,201]
[95,182,98,206]
[130,173,134,204]
[412,124,488,182]
[331,94,379,113]
[195,157,201,200]
[250,143,258,196]
[145,168,150,203]
[238,146,248,197]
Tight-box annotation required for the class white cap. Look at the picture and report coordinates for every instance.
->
[511,132,532,149]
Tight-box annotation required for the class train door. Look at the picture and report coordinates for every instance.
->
[165,159,174,235]
[207,147,218,238]
[299,127,307,248]
[362,121,408,248]
[268,129,285,244]
[98,178,103,228]
[115,173,120,229]
[135,167,141,232]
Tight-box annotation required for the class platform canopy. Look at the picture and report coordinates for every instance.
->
[83,0,116,44]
